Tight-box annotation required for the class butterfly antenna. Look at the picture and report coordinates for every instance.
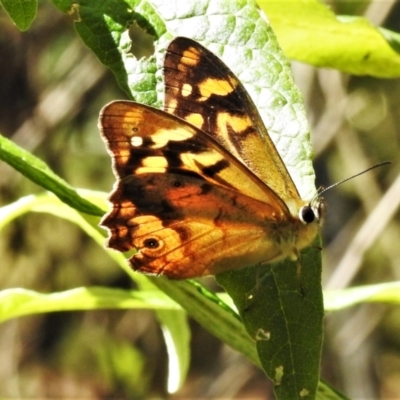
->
[313,161,391,202]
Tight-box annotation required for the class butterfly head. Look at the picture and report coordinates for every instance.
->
[298,197,324,226]
[277,195,323,259]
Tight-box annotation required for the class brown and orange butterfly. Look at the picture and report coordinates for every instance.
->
[99,37,322,279]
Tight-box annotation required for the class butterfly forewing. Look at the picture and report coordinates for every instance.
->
[100,101,288,207]
[164,37,300,203]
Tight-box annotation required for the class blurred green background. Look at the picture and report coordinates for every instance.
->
[0,1,399,398]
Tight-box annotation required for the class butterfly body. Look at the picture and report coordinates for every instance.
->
[99,38,321,279]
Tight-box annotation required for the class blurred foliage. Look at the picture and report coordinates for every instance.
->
[0,0,400,399]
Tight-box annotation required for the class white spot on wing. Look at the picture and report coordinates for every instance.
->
[131,136,143,147]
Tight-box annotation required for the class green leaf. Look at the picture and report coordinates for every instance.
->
[324,281,400,311]
[150,278,261,368]
[217,245,323,400]
[0,286,179,324]
[156,310,191,393]
[0,0,37,31]
[0,133,104,216]
[379,26,400,55]
[259,0,400,78]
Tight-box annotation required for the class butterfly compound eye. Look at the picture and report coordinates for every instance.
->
[299,206,316,224]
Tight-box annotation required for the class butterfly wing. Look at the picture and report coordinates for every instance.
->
[164,37,300,203]
[99,101,298,278]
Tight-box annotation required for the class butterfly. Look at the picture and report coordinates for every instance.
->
[99,37,322,279]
